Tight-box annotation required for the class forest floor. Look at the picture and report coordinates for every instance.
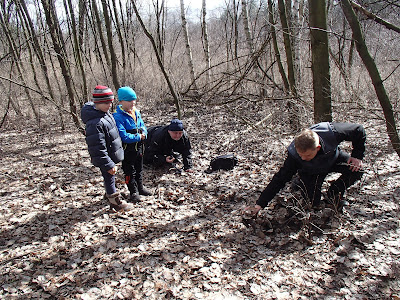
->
[0,104,399,299]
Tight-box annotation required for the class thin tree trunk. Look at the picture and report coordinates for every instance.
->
[154,0,165,64]
[92,0,111,68]
[131,0,181,119]
[278,0,297,96]
[0,7,40,124]
[350,0,400,33]
[87,3,109,82]
[201,0,211,82]
[341,0,400,158]
[101,0,121,90]
[40,0,83,133]
[66,0,88,99]
[241,0,254,53]
[111,0,127,84]
[309,0,332,123]
[180,0,197,91]
[292,0,305,82]
[278,0,300,131]
[268,0,289,92]
[18,0,65,129]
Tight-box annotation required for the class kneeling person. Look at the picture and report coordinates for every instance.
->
[144,119,193,171]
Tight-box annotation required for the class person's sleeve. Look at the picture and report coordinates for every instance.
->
[332,123,366,159]
[137,111,148,137]
[114,114,141,144]
[86,123,115,171]
[182,133,193,170]
[256,154,298,208]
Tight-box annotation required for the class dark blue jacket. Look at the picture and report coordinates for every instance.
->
[81,102,124,172]
[256,122,366,208]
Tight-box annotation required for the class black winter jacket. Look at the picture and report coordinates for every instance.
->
[144,125,192,170]
[256,122,366,208]
[81,102,124,172]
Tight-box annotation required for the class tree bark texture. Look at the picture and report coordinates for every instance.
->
[201,0,211,82]
[268,0,289,92]
[309,0,332,123]
[277,0,297,96]
[180,0,197,91]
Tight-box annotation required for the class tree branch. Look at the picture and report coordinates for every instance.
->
[350,0,400,34]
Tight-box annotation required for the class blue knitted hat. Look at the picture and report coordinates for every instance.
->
[169,119,184,131]
[118,86,137,101]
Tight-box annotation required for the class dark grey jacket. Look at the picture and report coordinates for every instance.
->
[256,122,366,208]
[81,102,124,172]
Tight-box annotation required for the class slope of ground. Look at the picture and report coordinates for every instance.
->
[0,106,399,299]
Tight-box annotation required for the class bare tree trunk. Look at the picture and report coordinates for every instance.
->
[131,0,181,119]
[292,0,305,82]
[341,0,400,158]
[66,0,88,99]
[18,0,65,129]
[154,0,165,65]
[278,0,297,96]
[241,0,262,80]
[347,37,355,73]
[241,0,254,53]
[180,0,197,91]
[0,6,40,124]
[309,0,332,123]
[1,77,23,117]
[87,3,110,81]
[233,0,239,63]
[268,0,289,92]
[111,0,127,84]
[201,0,211,82]
[40,0,83,133]
[278,0,300,131]
[101,0,121,90]
[92,0,111,68]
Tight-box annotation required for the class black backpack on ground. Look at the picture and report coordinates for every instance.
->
[205,154,238,173]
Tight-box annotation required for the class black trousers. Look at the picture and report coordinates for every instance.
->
[295,163,363,206]
[122,144,144,186]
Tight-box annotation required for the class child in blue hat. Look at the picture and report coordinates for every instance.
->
[113,86,152,202]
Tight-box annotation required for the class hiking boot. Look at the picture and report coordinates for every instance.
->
[104,193,133,212]
[129,193,141,203]
[127,180,141,203]
[138,184,153,196]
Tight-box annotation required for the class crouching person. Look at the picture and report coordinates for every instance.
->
[80,85,133,212]
[244,122,366,218]
[144,119,193,172]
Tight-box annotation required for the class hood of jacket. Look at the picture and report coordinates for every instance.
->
[81,102,106,124]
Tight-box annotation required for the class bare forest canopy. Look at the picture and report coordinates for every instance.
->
[0,0,399,148]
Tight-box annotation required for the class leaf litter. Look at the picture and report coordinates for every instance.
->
[0,106,399,299]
